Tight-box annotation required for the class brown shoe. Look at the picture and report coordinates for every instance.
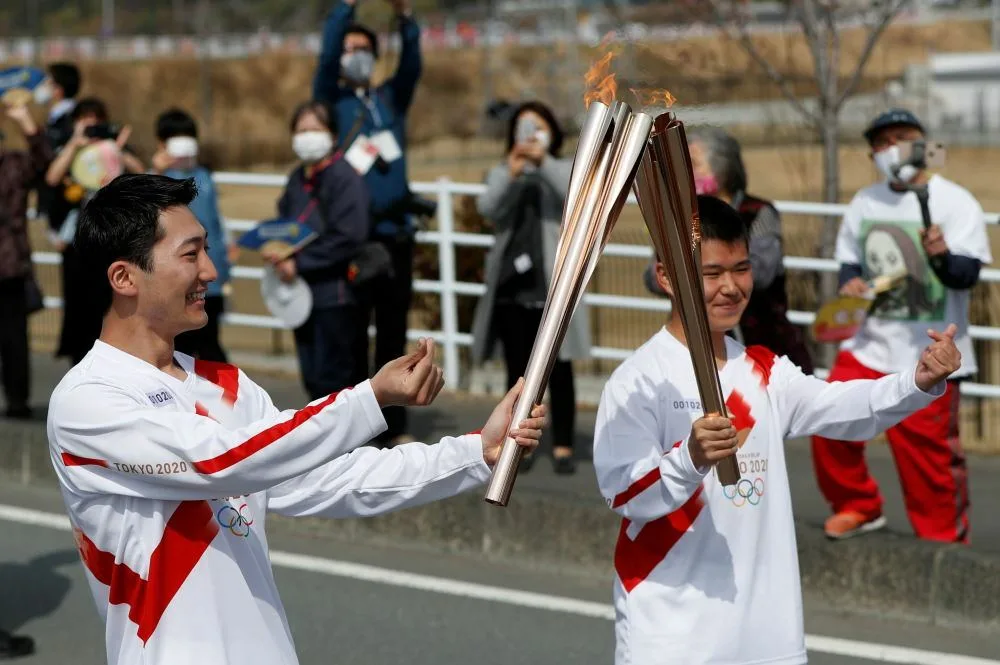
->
[824,511,887,540]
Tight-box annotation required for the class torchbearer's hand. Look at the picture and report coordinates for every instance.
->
[371,338,444,408]
[688,414,739,470]
[915,324,961,392]
[480,378,547,468]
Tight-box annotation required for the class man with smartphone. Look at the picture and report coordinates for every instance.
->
[812,108,991,543]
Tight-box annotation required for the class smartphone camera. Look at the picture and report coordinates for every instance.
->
[84,123,121,141]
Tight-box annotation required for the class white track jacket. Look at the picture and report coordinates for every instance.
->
[47,341,490,665]
[593,329,941,665]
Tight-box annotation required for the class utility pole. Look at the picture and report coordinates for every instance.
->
[993,0,1000,51]
[28,0,41,66]
[197,0,213,129]
[102,0,115,57]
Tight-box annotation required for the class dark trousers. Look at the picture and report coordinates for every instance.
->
[175,296,228,362]
[493,302,576,449]
[0,278,30,411]
[295,304,361,401]
[354,238,414,440]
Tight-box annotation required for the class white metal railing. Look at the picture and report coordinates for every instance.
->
[30,173,1000,400]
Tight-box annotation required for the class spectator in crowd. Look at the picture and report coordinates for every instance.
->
[36,62,80,227]
[0,101,52,419]
[0,627,33,659]
[45,97,144,366]
[812,109,991,542]
[471,101,590,474]
[642,127,813,374]
[151,108,231,363]
[313,0,422,446]
[265,100,369,401]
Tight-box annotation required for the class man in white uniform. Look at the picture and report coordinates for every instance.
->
[592,195,960,665]
[812,109,991,542]
[46,174,546,665]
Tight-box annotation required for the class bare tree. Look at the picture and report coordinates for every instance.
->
[704,0,910,206]
[699,0,910,363]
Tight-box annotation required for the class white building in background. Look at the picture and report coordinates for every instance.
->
[911,52,1000,139]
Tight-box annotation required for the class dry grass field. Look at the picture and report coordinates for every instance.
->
[1,17,993,164]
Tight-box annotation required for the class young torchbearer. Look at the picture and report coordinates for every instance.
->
[592,195,960,665]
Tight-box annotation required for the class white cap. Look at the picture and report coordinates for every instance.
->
[260,268,312,329]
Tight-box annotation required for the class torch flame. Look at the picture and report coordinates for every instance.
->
[583,51,618,108]
[630,87,678,110]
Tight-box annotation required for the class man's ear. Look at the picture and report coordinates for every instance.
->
[654,261,674,298]
[107,261,139,300]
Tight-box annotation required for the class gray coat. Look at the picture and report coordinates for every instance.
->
[470,157,593,364]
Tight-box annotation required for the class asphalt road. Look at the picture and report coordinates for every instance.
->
[1,483,998,665]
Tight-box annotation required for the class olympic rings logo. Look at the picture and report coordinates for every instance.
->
[217,503,254,537]
[723,477,765,507]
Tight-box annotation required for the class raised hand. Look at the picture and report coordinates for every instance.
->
[4,102,37,135]
[915,323,961,392]
[370,339,444,408]
[479,378,547,467]
[688,413,739,470]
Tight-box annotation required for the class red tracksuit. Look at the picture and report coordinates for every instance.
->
[811,351,969,542]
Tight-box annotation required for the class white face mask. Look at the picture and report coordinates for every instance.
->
[33,82,53,105]
[292,131,334,163]
[873,145,918,184]
[341,51,375,84]
[166,136,199,159]
[515,118,551,150]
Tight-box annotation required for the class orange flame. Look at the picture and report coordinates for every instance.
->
[630,87,678,110]
[583,51,618,108]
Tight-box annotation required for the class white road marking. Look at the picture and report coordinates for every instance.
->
[1,503,997,665]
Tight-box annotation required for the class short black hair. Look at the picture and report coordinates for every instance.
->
[71,97,109,123]
[345,23,379,59]
[696,195,750,248]
[505,100,565,158]
[75,174,198,313]
[156,108,198,141]
[48,62,81,99]
[289,99,338,135]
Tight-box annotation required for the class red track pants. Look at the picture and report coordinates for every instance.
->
[810,351,969,543]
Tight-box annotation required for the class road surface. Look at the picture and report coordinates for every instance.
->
[0,483,997,665]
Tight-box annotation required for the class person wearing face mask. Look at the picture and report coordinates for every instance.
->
[312,0,422,446]
[152,108,232,363]
[264,101,370,402]
[470,101,590,475]
[811,108,991,543]
[36,62,80,236]
[641,127,813,375]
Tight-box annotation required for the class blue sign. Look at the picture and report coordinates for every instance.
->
[0,67,46,96]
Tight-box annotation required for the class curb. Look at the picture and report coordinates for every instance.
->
[4,419,997,630]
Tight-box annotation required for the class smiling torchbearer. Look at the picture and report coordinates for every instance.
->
[45,174,546,665]
[592,194,962,665]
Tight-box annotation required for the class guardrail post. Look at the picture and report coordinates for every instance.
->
[436,177,461,389]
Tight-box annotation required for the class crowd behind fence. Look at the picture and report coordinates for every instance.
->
[28,172,1000,403]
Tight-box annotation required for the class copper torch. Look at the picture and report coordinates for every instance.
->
[633,112,741,486]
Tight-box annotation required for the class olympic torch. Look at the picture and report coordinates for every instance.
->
[483,99,654,507]
[633,112,741,486]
